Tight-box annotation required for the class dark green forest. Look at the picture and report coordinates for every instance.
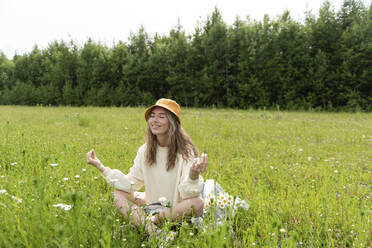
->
[0,0,371,111]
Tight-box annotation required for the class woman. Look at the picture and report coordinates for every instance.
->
[86,98,208,235]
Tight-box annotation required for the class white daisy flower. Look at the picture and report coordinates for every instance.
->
[158,196,167,206]
[10,162,18,165]
[53,203,73,211]
[11,196,22,203]
[146,214,156,222]
[166,231,177,241]
[49,163,58,167]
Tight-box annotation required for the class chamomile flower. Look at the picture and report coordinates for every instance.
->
[53,203,73,211]
[166,231,177,241]
[158,196,167,206]
[146,214,156,222]
[11,196,22,203]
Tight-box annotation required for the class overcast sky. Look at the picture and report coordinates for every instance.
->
[1,0,370,58]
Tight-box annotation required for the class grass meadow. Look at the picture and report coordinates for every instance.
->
[0,106,371,247]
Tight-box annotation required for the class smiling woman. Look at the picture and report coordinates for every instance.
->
[86,98,208,235]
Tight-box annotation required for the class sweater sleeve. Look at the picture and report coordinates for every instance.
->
[101,145,145,193]
[178,158,204,199]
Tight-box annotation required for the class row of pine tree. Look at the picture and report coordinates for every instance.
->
[0,0,371,111]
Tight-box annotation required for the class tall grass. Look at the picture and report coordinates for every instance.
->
[0,106,371,247]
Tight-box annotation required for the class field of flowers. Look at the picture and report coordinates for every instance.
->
[0,106,371,247]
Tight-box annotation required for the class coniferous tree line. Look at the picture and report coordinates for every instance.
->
[0,0,371,111]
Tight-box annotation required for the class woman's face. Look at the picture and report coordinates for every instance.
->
[147,107,169,137]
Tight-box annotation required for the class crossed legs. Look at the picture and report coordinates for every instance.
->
[113,189,204,235]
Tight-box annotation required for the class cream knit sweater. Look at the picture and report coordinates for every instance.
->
[102,144,204,206]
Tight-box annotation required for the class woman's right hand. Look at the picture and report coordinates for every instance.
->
[86,149,105,172]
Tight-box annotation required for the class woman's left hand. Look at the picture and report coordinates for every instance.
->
[189,153,208,180]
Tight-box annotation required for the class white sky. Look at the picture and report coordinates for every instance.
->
[0,0,370,58]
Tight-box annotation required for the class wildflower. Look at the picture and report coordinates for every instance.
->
[146,214,156,222]
[82,168,86,172]
[63,178,69,181]
[307,157,312,161]
[11,196,22,203]
[218,200,225,209]
[280,228,286,233]
[0,189,7,194]
[334,170,339,173]
[0,176,4,178]
[49,163,58,167]
[53,203,73,211]
[270,166,274,169]
[166,231,177,241]
[10,162,17,165]
[74,175,80,179]
[189,232,194,236]
[298,148,303,152]
[158,196,167,206]
[94,176,98,180]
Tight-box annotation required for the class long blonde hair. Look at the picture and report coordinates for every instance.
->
[145,109,199,171]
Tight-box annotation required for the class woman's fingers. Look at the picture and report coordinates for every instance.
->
[86,149,97,164]
[86,150,92,163]
[192,153,208,173]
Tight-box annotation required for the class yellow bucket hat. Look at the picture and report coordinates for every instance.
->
[144,98,181,123]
